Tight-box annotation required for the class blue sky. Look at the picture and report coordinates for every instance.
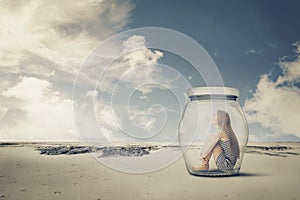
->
[0,0,299,142]
[130,0,300,102]
[126,0,300,141]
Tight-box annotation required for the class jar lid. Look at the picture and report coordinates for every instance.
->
[187,87,239,98]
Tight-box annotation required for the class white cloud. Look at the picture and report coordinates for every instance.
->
[97,35,164,94]
[0,0,134,71]
[244,42,300,139]
[0,107,8,121]
[0,0,134,141]
[247,49,256,54]
[87,35,179,142]
[67,32,182,143]
[93,91,168,142]
[94,96,159,141]
[129,109,158,132]
[0,1,183,143]
[99,127,115,142]
[245,48,264,55]
[96,101,120,130]
[1,77,75,141]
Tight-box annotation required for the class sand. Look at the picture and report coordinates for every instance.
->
[0,144,300,200]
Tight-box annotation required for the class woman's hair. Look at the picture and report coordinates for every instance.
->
[217,110,240,158]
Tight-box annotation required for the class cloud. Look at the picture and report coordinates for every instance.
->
[97,35,164,94]
[0,0,134,141]
[0,107,8,121]
[88,35,184,142]
[245,48,263,55]
[244,42,300,140]
[0,0,134,71]
[93,97,121,143]
[95,97,120,130]
[73,34,167,143]
[0,1,183,142]
[246,49,256,54]
[0,0,134,100]
[94,95,165,142]
[1,77,75,141]
[128,108,158,132]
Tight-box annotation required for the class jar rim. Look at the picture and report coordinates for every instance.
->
[187,87,239,98]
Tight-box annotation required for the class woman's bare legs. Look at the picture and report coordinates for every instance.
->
[191,146,214,171]
[212,143,223,163]
[192,151,212,171]
[192,143,223,171]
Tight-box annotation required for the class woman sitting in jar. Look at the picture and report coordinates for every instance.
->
[193,110,240,171]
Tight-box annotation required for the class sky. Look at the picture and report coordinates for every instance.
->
[0,0,300,142]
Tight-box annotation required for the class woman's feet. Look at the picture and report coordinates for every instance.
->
[192,158,209,171]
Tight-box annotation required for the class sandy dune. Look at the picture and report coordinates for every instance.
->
[0,143,300,200]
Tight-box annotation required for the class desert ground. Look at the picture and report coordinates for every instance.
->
[0,142,300,200]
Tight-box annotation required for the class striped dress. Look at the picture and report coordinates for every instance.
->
[216,140,238,171]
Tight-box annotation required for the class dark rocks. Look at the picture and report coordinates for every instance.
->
[0,142,19,147]
[245,145,297,157]
[99,146,151,157]
[36,145,160,157]
[246,145,291,151]
[37,146,93,155]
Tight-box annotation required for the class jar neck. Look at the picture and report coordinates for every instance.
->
[189,95,237,101]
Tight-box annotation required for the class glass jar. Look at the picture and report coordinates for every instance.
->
[178,87,248,176]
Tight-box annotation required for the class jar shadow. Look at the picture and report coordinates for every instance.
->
[234,172,270,177]
[190,172,269,178]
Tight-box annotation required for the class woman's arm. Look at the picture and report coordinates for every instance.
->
[199,130,221,158]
